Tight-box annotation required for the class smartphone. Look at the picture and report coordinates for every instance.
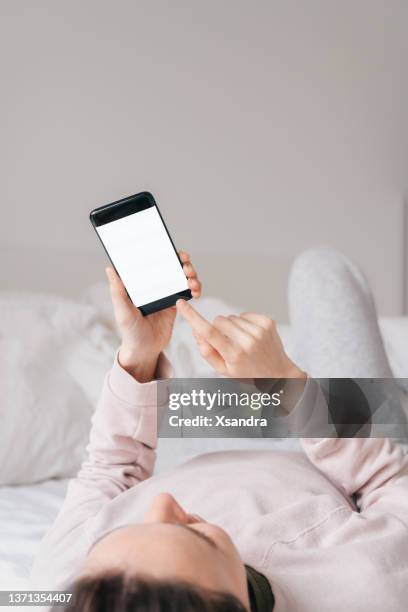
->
[90,192,192,315]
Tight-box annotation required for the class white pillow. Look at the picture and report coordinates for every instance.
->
[379,317,408,380]
[0,292,117,485]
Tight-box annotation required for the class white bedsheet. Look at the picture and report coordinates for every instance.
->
[0,479,68,590]
[1,313,407,591]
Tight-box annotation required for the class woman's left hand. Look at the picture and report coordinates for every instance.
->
[107,251,201,382]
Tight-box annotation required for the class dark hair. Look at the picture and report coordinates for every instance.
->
[56,573,247,612]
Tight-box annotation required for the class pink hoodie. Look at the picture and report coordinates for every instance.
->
[31,355,408,611]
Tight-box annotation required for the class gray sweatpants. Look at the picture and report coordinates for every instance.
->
[288,247,393,378]
[288,247,407,434]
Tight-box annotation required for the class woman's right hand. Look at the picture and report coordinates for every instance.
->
[176,299,305,381]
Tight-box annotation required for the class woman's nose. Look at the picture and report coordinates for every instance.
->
[144,492,188,524]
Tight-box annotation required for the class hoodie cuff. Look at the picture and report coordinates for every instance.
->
[108,351,173,407]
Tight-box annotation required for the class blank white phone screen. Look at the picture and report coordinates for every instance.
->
[96,206,188,306]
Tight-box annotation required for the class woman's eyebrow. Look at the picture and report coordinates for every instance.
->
[180,525,217,549]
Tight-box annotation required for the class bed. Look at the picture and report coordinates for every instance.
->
[0,286,407,594]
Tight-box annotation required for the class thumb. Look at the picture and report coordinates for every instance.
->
[106,267,142,323]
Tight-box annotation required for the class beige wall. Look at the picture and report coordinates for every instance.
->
[1,0,407,318]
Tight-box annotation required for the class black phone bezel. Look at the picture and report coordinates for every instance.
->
[89,191,192,316]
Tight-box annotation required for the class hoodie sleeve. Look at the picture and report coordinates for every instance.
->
[30,353,172,589]
[62,352,171,514]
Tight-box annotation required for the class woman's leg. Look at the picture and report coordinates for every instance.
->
[288,247,407,435]
[288,247,393,378]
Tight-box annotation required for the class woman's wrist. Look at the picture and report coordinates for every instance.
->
[263,359,306,381]
[118,344,161,383]
[273,360,307,415]
[284,361,307,379]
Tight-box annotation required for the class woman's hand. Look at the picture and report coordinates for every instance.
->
[176,300,305,380]
[107,251,201,383]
